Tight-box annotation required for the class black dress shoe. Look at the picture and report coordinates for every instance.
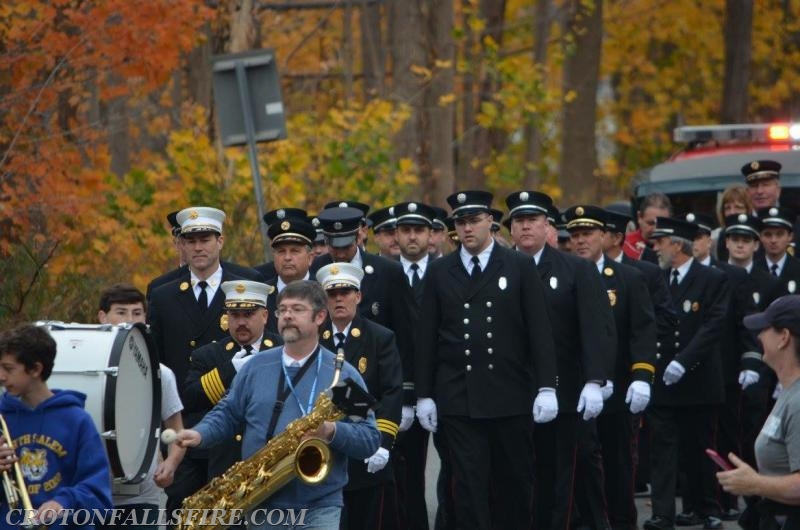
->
[675,512,703,526]
[643,516,676,530]
[720,508,740,521]
[702,516,722,530]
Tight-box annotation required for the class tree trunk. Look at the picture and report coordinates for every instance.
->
[721,0,752,123]
[426,0,456,204]
[559,0,603,205]
[360,1,385,99]
[229,0,257,53]
[389,0,427,190]
[522,0,551,190]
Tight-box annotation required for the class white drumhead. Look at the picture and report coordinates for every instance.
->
[42,322,160,483]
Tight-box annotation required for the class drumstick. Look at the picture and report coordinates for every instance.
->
[160,428,177,445]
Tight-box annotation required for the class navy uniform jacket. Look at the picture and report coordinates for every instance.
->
[253,261,276,280]
[711,260,761,385]
[146,260,263,300]
[182,332,283,478]
[535,245,617,411]
[415,243,557,418]
[147,268,246,407]
[598,258,657,412]
[320,315,402,489]
[651,260,730,407]
[755,254,800,296]
[311,250,417,405]
[621,254,677,339]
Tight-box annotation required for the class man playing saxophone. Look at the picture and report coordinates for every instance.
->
[0,324,113,530]
[174,280,380,530]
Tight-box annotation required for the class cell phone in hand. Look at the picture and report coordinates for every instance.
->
[705,448,733,471]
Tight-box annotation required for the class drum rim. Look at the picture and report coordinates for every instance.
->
[104,323,161,483]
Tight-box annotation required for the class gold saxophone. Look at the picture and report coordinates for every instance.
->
[178,351,351,530]
[0,414,43,530]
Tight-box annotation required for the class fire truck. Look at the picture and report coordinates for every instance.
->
[632,123,800,214]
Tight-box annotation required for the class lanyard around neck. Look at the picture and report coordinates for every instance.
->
[281,351,323,416]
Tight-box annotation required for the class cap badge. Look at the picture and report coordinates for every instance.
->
[604,267,614,276]
[220,314,229,331]
[738,214,748,223]
[358,357,367,374]
[686,213,696,223]
[457,193,466,204]
[388,206,395,215]
[789,280,797,294]
[330,265,340,275]
[338,202,348,208]
[692,301,700,312]
[769,207,779,217]
[498,276,507,290]
[351,328,361,338]
[180,281,190,291]
[371,302,380,315]
[576,206,584,216]
[189,209,199,219]
[334,221,342,230]
[281,221,290,230]
[683,300,691,313]
[226,342,235,351]
[607,289,617,307]
[323,330,331,340]
[751,161,759,170]
[409,203,418,213]
[365,265,374,274]
[312,217,320,227]
[235,283,246,294]
[549,276,558,290]
[277,209,286,219]
[520,191,529,201]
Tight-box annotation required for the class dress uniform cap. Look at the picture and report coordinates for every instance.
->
[367,206,397,233]
[267,217,316,247]
[723,214,760,238]
[324,200,370,220]
[504,190,553,219]
[263,207,309,227]
[316,262,364,291]
[489,208,504,232]
[756,206,796,231]
[317,207,363,247]
[222,280,270,309]
[546,205,561,226]
[742,159,782,183]
[430,206,449,231]
[603,209,631,234]
[683,212,715,235]
[743,294,800,336]
[446,190,493,219]
[395,202,436,227]
[651,216,699,241]
[563,205,607,231]
[166,211,181,236]
[177,206,225,235]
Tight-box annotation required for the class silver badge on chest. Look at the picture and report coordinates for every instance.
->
[550,276,558,290]
[790,281,797,294]
[498,276,507,290]
[683,300,691,313]
[371,302,380,315]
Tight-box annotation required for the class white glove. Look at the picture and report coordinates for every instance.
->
[532,388,558,423]
[416,398,437,432]
[399,406,415,432]
[739,370,760,390]
[601,380,614,401]
[577,382,604,420]
[773,382,783,400]
[625,381,651,414]
[662,360,685,386]
[365,447,390,473]
[231,348,254,372]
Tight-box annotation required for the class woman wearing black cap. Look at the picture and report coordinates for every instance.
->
[716,295,800,528]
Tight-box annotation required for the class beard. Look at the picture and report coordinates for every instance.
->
[280,326,301,343]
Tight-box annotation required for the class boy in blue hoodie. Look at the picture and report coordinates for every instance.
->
[0,324,113,529]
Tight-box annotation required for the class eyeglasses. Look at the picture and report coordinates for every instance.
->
[275,305,314,318]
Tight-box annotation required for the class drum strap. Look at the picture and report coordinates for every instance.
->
[265,347,321,442]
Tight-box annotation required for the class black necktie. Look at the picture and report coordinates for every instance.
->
[771,263,780,277]
[410,263,420,287]
[335,332,346,348]
[670,269,679,286]
[197,280,208,309]
[471,256,482,279]
[243,344,254,356]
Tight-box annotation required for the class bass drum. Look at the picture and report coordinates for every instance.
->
[38,322,160,484]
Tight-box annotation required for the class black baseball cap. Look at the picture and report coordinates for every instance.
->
[743,295,800,336]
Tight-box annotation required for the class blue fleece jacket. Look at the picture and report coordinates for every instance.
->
[195,346,380,510]
[0,390,113,530]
